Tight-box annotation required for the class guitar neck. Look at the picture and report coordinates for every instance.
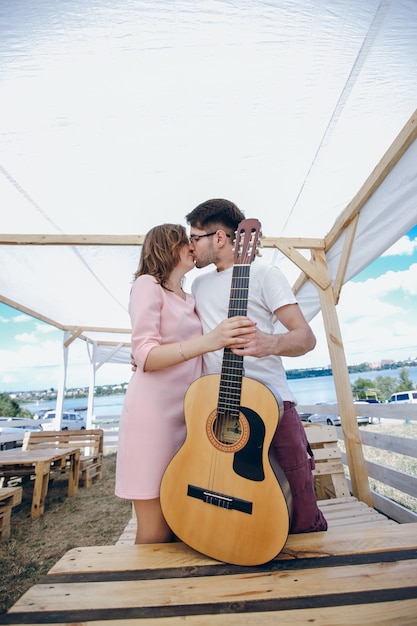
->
[218,264,250,417]
[227,264,251,318]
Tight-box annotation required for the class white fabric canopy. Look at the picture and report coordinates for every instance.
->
[1,0,417,365]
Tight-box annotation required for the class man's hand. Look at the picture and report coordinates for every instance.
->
[231,303,316,358]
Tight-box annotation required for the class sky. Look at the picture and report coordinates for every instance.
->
[0,225,416,393]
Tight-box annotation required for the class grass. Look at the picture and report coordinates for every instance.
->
[0,450,132,615]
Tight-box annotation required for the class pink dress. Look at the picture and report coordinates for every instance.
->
[115,275,202,499]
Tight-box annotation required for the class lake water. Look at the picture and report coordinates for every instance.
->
[24,366,417,417]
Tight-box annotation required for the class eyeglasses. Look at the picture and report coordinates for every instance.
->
[189,231,231,243]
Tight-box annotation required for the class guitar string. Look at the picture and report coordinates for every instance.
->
[211,263,249,493]
[209,229,256,497]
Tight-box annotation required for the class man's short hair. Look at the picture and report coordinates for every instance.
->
[185,198,245,232]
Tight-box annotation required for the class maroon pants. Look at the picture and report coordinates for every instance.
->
[271,402,328,534]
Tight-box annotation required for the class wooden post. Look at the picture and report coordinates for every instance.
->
[68,449,80,496]
[32,462,50,520]
[314,250,373,507]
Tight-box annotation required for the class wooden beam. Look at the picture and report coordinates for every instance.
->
[0,234,325,250]
[333,214,359,304]
[268,239,330,289]
[65,325,131,333]
[0,234,145,245]
[261,237,325,250]
[86,340,131,348]
[0,296,66,330]
[312,249,373,507]
[64,329,83,347]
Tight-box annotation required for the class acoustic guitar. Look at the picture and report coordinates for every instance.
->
[160,219,292,565]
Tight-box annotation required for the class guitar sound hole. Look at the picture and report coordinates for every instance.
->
[213,414,242,445]
[207,410,249,452]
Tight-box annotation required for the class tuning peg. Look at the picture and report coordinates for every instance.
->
[256,231,263,256]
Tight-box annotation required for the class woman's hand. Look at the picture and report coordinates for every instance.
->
[208,316,257,352]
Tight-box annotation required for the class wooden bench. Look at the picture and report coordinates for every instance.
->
[0,486,22,541]
[117,423,393,545]
[6,524,417,623]
[304,423,395,528]
[23,429,104,488]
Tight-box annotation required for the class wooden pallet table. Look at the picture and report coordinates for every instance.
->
[0,447,80,519]
[2,523,417,624]
[23,429,104,488]
[0,486,22,541]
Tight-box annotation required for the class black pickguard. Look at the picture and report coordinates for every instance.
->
[233,405,266,481]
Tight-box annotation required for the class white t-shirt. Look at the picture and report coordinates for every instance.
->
[191,259,297,403]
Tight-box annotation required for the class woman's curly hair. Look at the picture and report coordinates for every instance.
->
[134,224,189,288]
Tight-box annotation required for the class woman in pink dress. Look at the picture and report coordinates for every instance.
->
[115,224,255,543]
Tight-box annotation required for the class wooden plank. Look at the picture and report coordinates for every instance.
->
[49,524,417,575]
[311,447,342,461]
[313,460,346,475]
[7,559,417,618]
[5,599,414,625]
[365,460,417,498]
[303,425,338,443]
[372,491,417,524]
[359,429,417,458]
[0,487,23,541]
[0,486,23,508]
[31,460,50,519]
[0,507,11,530]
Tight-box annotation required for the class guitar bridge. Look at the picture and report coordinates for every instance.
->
[187,484,253,514]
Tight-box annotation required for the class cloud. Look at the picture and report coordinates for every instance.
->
[400,263,417,296]
[15,332,39,344]
[383,235,417,257]
[0,312,32,325]
[285,262,417,369]
[35,323,59,335]
[342,264,417,308]
[13,314,32,323]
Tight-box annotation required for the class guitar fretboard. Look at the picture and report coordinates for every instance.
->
[218,264,251,419]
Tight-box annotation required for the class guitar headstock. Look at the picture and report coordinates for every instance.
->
[233,219,262,265]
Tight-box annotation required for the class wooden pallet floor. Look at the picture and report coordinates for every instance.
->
[3,523,417,625]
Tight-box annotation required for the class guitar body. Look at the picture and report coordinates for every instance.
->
[160,373,291,566]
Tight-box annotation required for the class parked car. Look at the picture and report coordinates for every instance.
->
[0,417,42,430]
[388,390,417,404]
[40,411,86,431]
[300,404,371,427]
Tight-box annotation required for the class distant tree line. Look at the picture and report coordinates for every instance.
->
[286,359,417,380]
[0,392,32,418]
[350,368,416,402]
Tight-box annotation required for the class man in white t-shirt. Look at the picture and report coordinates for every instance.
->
[186,198,327,534]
